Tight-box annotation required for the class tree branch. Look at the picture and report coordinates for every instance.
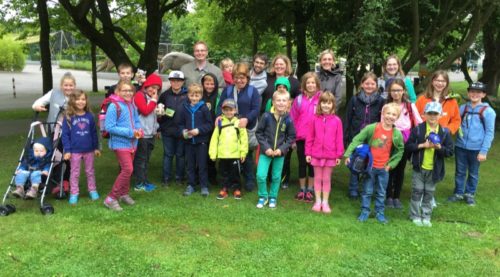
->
[160,0,185,14]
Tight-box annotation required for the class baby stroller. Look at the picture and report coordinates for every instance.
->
[0,110,66,216]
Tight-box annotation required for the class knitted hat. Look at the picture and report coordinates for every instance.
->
[142,73,163,91]
[275,77,291,91]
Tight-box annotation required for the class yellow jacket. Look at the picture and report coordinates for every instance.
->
[209,116,248,160]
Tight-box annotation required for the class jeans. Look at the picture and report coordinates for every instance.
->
[454,147,481,196]
[15,170,42,186]
[410,169,436,220]
[361,168,389,214]
[162,135,185,182]
[348,172,360,196]
[256,154,284,199]
[69,152,97,195]
[185,143,209,189]
[108,150,134,200]
[133,137,155,185]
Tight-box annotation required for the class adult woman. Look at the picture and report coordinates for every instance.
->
[379,55,417,103]
[316,49,343,111]
[415,70,461,135]
[217,63,260,192]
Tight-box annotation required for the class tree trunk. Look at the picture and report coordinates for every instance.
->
[137,0,163,74]
[251,28,259,55]
[479,15,500,97]
[460,53,473,85]
[285,22,293,60]
[91,12,98,92]
[294,7,309,79]
[37,0,52,95]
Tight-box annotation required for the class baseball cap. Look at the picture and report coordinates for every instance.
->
[424,101,442,114]
[467,82,487,92]
[168,70,185,80]
[221,98,237,109]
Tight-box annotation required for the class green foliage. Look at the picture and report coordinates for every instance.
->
[0,35,25,71]
[58,59,93,71]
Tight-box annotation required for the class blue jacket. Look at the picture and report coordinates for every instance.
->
[455,102,496,155]
[62,112,99,153]
[105,97,141,150]
[19,137,52,172]
[178,101,213,144]
[158,87,188,137]
[217,84,261,129]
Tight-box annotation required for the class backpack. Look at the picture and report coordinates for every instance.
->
[218,120,240,138]
[347,144,373,175]
[98,98,121,139]
[461,105,488,130]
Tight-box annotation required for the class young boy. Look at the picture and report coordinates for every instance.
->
[220,58,234,85]
[178,84,214,196]
[12,137,52,199]
[105,63,142,98]
[202,73,221,186]
[209,99,248,200]
[344,103,404,224]
[448,82,496,206]
[133,73,162,192]
[255,90,296,209]
[406,101,454,227]
[157,71,188,186]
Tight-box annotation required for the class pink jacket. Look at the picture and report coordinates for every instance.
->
[290,91,321,141]
[305,114,344,159]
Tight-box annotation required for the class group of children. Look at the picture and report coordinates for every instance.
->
[13,62,495,226]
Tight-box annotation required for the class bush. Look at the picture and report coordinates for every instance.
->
[58,59,93,71]
[0,35,25,71]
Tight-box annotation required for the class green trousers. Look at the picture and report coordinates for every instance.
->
[256,154,285,199]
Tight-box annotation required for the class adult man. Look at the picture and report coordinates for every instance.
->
[249,53,268,96]
[181,41,225,88]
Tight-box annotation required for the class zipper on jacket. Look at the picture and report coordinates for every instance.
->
[273,115,282,150]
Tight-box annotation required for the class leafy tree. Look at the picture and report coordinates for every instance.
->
[479,8,500,96]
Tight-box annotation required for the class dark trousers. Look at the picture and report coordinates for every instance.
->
[219,159,241,190]
[207,135,217,184]
[387,149,409,199]
[185,143,209,189]
[296,140,314,178]
[280,149,293,184]
[133,137,155,185]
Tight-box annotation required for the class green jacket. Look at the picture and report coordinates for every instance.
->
[209,116,248,160]
[344,123,404,169]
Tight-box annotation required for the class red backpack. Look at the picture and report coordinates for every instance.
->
[98,98,121,139]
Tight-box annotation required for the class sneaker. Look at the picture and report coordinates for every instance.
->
[233,189,242,200]
[12,186,25,198]
[304,191,314,203]
[393,198,403,209]
[376,213,388,224]
[217,189,228,200]
[422,219,432,227]
[143,183,157,192]
[295,190,305,201]
[357,211,370,222]
[104,197,123,211]
[134,184,146,192]
[256,197,268,208]
[385,197,394,208]
[183,185,195,196]
[201,187,209,197]
[25,186,38,199]
[322,202,332,214]
[431,197,438,208]
[281,182,289,189]
[89,191,100,201]
[312,202,322,212]
[412,218,423,226]
[268,198,277,208]
[447,194,464,202]
[68,194,79,205]
[464,194,476,206]
[119,195,135,205]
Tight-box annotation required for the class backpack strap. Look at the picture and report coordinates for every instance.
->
[406,102,415,128]
[461,105,488,130]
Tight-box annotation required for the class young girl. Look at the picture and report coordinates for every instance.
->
[378,55,417,102]
[290,72,321,202]
[104,80,143,211]
[384,79,422,209]
[202,73,220,185]
[344,72,385,199]
[62,90,101,204]
[305,92,344,213]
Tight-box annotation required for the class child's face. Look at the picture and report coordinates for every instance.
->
[169,79,184,92]
[224,64,234,72]
[273,95,289,114]
[145,85,160,97]
[119,68,133,81]
[203,78,215,94]
[222,107,236,119]
[467,90,485,104]
[61,79,75,96]
[431,75,448,93]
[305,77,317,94]
[118,85,134,102]
[75,94,87,112]
[188,91,202,105]
[385,58,399,76]
[320,100,334,114]
[361,78,377,95]
[276,85,288,93]
[389,84,405,102]
[33,144,47,158]
[381,107,399,127]
[425,112,441,125]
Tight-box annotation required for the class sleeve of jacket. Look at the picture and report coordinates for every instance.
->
[61,116,71,153]
[405,125,420,154]
[32,90,52,110]
[133,105,142,130]
[239,126,249,158]
[279,118,296,154]
[415,96,426,118]
[334,75,343,109]
[176,107,186,138]
[198,107,214,135]
[436,128,454,158]
[246,86,260,124]
[305,119,314,156]
[134,92,157,116]
[335,117,345,158]
[208,126,219,160]
[256,113,271,151]
[405,77,417,103]
[447,99,461,135]
[105,103,134,138]
[344,123,371,157]
[90,115,99,150]
[480,107,496,155]
[387,129,405,169]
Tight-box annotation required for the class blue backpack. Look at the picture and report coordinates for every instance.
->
[347,144,373,175]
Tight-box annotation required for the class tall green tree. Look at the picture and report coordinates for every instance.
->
[480,9,500,96]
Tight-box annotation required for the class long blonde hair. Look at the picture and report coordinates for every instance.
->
[66,89,91,118]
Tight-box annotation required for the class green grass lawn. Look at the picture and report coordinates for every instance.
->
[0,128,499,275]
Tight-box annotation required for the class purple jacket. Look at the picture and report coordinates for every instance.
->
[289,91,321,141]
[305,114,344,159]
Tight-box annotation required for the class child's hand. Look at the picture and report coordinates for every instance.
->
[273,149,282,156]
[240,157,245,163]
[344,157,350,166]
[477,153,487,162]
[265,148,274,157]
[433,143,441,150]
[214,116,222,126]
[335,158,341,166]
[134,129,144,139]
[64,153,71,160]
[306,156,311,163]
[419,141,431,149]
[291,142,297,150]
[385,165,391,172]
[94,150,101,157]
[42,171,49,176]
[34,105,47,112]
[15,169,20,174]
[189,128,200,136]
[238,118,248,128]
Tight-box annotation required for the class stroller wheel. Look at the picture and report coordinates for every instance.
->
[5,204,16,214]
[40,204,54,215]
[0,206,10,216]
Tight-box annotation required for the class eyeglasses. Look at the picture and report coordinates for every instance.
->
[391,89,404,93]
[433,79,447,84]
[235,76,247,81]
